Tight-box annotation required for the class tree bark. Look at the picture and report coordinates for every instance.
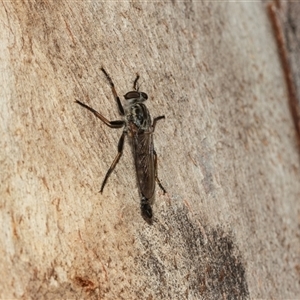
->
[1,1,299,299]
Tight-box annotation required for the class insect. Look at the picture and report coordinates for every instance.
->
[76,67,166,223]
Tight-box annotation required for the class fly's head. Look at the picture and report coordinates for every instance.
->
[124,91,148,105]
[124,91,151,131]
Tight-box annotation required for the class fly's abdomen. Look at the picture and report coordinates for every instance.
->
[133,133,155,200]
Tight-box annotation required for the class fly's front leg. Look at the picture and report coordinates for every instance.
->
[133,73,140,91]
[101,67,125,116]
[100,130,126,193]
[152,115,165,132]
[154,150,166,194]
[75,100,125,128]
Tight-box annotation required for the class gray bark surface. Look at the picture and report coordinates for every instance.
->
[1,1,299,299]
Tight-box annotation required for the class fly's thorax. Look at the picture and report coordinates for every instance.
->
[125,102,152,131]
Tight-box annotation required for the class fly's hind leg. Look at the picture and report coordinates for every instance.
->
[154,150,166,194]
[151,116,166,194]
[100,131,126,193]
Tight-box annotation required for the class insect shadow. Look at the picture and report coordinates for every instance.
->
[76,68,166,224]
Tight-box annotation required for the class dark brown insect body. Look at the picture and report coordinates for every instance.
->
[76,68,166,223]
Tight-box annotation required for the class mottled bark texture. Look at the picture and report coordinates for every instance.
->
[1,1,299,299]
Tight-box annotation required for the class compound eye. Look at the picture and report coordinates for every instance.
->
[124,91,140,100]
[141,92,148,100]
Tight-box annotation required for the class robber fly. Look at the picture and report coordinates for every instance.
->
[75,67,166,223]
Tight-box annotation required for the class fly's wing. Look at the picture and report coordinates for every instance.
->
[132,132,155,200]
